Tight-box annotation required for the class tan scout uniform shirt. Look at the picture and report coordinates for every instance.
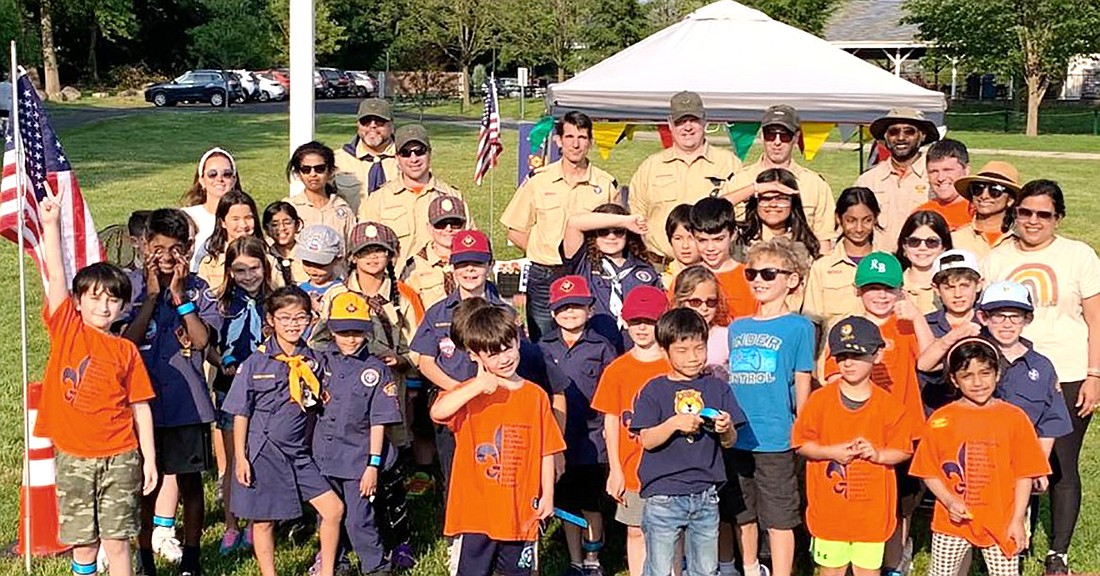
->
[903,268,938,315]
[950,222,1012,260]
[333,140,400,215]
[401,245,452,310]
[358,175,471,270]
[285,193,357,248]
[500,161,620,266]
[854,154,929,251]
[730,158,836,249]
[801,242,864,332]
[629,142,742,258]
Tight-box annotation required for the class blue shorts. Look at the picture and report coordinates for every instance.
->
[213,389,234,431]
[450,533,536,576]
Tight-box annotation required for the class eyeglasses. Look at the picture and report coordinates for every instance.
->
[683,297,719,309]
[757,194,791,205]
[763,129,794,143]
[886,126,919,137]
[987,312,1026,325]
[597,228,626,238]
[273,313,311,326]
[904,236,943,249]
[433,219,465,230]
[205,169,236,179]
[297,163,329,175]
[268,219,297,230]
[1015,207,1057,221]
[744,267,793,281]
[969,182,1010,199]
[398,147,429,158]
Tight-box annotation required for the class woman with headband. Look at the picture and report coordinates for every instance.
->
[182,147,243,271]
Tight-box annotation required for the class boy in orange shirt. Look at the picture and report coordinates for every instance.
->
[793,317,913,576]
[689,197,756,321]
[35,198,158,576]
[910,337,1051,576]
[591,286,671,576]
[430,302,566,576]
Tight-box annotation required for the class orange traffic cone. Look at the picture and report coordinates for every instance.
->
[15,382,70,557]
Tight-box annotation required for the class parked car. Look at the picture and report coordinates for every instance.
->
[346,71,376,97]
[144,70,244,107]
[254,74,287,101]
[231,70,259,101]
[316,68,352,98]
[259,69,290,90]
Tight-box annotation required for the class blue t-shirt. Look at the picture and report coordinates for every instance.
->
[727,313,814,452]
[630,374,744,498]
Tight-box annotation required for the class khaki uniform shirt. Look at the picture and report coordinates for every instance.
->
[628,142,742,258]
[730,158,836,248]
[500,160,620,266]
[903,268,939,316]
[401,245,453,311]
[951,222,1012,260]
[801,242,863,331]
[358,175,470,270]
[285,193,357,248]
[854,154,930,251]
[333,140,400,215]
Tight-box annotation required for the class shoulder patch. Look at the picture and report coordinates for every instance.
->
[382,382,397,397]
[361,368,381,387]
[634,269,654,283]
[336,206,350,220]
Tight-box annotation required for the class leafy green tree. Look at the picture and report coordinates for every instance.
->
[578,0,648,68]
[645,0,837,35]
[187,0,274,69]
[399,0,500,108]
[267,0,347,63]
[63,0,138,81]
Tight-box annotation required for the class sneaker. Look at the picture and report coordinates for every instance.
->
[406,471,435,498]
[561,565,586,576]
[582,563,604,576]
[219,528,242,555]
[308,552,324,576]
[1044,552,1069,576]
[759,565,771,576]
[242,524,253,550]
[151,525,183,563]
[391,543,417,569]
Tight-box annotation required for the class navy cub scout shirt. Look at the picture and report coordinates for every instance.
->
[539,327,617,466]
[996,339,1073,439]
[630,374,745,498]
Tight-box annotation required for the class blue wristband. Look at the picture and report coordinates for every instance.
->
[406,378,423,390]
[369,454,383,467]
[176,301,197,317]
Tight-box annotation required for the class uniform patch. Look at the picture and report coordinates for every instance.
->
[252,373,276,380]
[362,368,381,387]
[930,417,949,429]
[593,185,602,196]
[336,206,350,219]
[1028,368,1040,381]
[186,287,200,302]
[382,382,397,397]
[366,224,378,238]
[634,269,654,283]
[441,198,454,211]
[440,336,456,358]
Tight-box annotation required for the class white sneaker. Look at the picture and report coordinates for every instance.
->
[151,525,183,563]
[96,543,109,573]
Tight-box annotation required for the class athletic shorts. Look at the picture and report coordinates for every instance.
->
[154,424,214,475]
[728,449,801,530]
[615,490,644,527]
[449,533,536,576]
[812,538,885,570]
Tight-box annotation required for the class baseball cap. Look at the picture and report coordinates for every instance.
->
[761,105,800,133]
[550,275,594,312]
[395,124,431,151]
[357,98,392,122]
[349,222,399,256]
[622,286,668,322]
[828,316,886,356]
[669,91,706,122]
[328,291,371,333]
[855,252,903,289]
[979,280,1034,313]
[428,195,467,226]
[295,224,343,265]
[932,249,981,283]
[450,230,492,265]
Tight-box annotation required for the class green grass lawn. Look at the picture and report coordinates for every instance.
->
[1,109,1099,575]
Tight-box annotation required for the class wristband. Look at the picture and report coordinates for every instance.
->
[368,454,383,468]
[176,301,197,317]
[1087,369,1100,379]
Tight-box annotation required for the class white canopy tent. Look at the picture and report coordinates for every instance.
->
[547,0,947,126]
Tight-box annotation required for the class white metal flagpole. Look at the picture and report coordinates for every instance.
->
[9,40,32,575]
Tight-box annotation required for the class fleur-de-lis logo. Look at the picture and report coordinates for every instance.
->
[826,460,847,498]
[475,427,504,480]
[942,444,967,495]
[62,357,91,404]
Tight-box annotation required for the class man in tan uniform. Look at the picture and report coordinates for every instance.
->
[854,107,940,250]
[629,90,742,260]
[950,160,1020,258]
[727,104,836,253]
[500,110,619,341]
[359,124,471,272]
[334,98,400,214]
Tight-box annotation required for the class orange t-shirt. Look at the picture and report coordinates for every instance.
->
[916,198,971,231]
[792,384,912,542]
[590,352,672,492]
[715,265,757,322]
[823,315,926,438]
[438,379,566,541]
[35,299,155,458]
[910,400,1051,555]
[397,280,425,324]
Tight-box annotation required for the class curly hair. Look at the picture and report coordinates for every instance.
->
[739,168,820,256]
[584,203,648,267]
[745,236,813,285]
[671,264,730,327]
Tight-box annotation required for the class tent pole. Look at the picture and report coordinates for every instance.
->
[858,126,865,173]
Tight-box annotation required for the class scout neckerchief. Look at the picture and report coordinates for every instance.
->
[366,293,397,350]
[222,289,263,366]
[275,352,324,410]
[600,256,636,328]
[419,245,456,296]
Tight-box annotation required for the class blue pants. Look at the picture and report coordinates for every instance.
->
[642,486,720,576]
[329,477,388,573]
[525,263,562,343]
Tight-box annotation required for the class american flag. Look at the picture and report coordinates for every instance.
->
[473,77,502,185]
[1,72,103,289]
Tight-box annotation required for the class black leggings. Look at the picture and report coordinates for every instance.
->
[1048,380,1093,554]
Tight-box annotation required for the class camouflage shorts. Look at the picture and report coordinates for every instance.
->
[55,449,142,545]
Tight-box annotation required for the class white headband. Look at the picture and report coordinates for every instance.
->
[197,147,237,177]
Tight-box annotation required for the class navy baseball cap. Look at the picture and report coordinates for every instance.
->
[829,316,885,356]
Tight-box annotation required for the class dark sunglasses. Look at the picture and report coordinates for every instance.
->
[684,297,719,309]
[763,129,794,143]
[433,218,465,230]
[205,168,236,179]
[904,236,942,249]
[744,267,792,281]
[597,228,626,238]
[398,147,429,158]
[297,163,329,175]
[968,182,1010,199]
[1015,207,1057,221]
[886,126,919,137]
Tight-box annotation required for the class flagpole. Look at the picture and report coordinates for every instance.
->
[10,40,32,576]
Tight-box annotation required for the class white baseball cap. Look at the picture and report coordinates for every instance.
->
[932,249,981,282]
[979,281,1034,313]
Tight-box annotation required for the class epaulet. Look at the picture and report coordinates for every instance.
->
[256,343,267,354]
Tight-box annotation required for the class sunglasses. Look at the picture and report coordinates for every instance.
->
[597,228,626,238]
[744,267,792,281]
[297,163,329,175]
[886,126,919,137]
[763,129,794,143]
[359,117,389,127]
[1015,207,1057,221]
[205,168,236,179]
[398,147,429,158]
[757,194,791,205]
[433,218,465,230]
[904,236,943,249]
[683,297,719,309]
[968,182,1010,199]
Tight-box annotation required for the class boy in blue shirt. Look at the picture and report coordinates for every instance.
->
[726,237,815,576]
[916,249,983,414]
[631,307,744,576]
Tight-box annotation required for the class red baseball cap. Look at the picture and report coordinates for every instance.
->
[622,286,668,322]
[450,229,492,265]
[550,275,594,312]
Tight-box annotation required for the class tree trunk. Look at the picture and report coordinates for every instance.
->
[557,66,565,82]
[88,25,99,83]
[460,65,470,110]
[1025,73,1046,137]
[39,0,60,98]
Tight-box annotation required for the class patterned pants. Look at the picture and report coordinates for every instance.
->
[929,532,1018,576]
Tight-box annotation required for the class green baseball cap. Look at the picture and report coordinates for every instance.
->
[855,251,903,289]
[395,124,431,150]
[357,98,392,122]
[669,90,706,122]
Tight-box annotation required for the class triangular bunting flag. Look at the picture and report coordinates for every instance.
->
[617,125,637,144]
[656,124,673,148]
[527,116,555,150]
[593,122,630,160]
[837,124,860,143]
[726,123,760,161]
[799,122,834,161]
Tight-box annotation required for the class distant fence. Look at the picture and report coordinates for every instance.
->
[946,108,1100,135]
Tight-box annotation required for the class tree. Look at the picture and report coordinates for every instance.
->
[39,0,61,96]
[904,0,1100,136]
[187,0,274,69]
[578,0,648,69]
[401,0,499,108]
[64,0,138,81]
[267,0,346,62]
[647,0,836,35]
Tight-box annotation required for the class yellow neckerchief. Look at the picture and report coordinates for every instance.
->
[274,353,324,410]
